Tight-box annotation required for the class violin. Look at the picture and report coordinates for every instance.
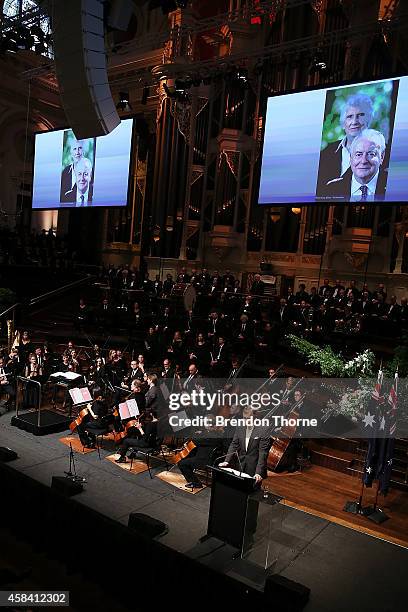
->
[173,440,196,463]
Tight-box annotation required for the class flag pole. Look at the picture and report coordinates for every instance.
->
[344,365,381,516]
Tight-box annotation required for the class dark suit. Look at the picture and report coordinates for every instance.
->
[319,167,388,202]
[60,164,75,200]
[145,385,159,412]
[60,181,93,204]
[316,140,344,193]
[226,426,270,478]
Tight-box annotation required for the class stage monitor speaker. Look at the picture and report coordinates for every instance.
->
[128,513,168,538]
[50,0,120,139]
[108,0,134,31]
[0,447,18,462]
[264,574,310,610]
[51,476,83,497]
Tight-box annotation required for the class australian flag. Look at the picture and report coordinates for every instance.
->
[376,372,398,495]
[363,369,384,488]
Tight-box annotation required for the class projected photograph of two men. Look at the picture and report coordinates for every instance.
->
[258,76,407,205]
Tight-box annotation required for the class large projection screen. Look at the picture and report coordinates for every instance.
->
[258,76,408,205]
[32,118,134,210]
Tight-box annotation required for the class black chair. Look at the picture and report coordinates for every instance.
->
[193,446,224,486]
[129,437,169,478]
[85,425,111,459]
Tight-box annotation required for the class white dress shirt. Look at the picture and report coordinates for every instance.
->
[76,188,90,205]
[335,137,351,176]
[350,172,379,201]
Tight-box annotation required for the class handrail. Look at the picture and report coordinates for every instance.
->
[0,303,20,319]
[29,274,96,307]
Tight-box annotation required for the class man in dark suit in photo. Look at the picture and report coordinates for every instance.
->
[219,407,270,483]
[61,157,93,205]
[320,129,388,202]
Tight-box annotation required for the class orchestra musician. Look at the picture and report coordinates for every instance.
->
[23,354,43,408]
[0,356,16,408]
[178,420,223,490]
[115,410,158,463]
[219,406,270,484]
[77,387,109,448]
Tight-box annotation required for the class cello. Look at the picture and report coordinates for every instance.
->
[266,393,305,471]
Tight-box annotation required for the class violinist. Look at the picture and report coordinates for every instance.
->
[0,356,15,408]
[87,357,106,388]
[115,410,158,463]
[145,373,159,413]
[128,379,146,415]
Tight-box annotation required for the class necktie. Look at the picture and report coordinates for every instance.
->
[80,195,85,205]
[360,185,368,201]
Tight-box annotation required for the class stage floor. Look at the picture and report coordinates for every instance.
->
[1,411,408,612]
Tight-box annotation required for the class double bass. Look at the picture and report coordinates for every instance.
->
[267,392,305,471]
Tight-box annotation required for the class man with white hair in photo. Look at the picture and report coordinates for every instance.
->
[322,129,388,201]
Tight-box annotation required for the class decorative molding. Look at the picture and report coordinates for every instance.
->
[344,251,368,271]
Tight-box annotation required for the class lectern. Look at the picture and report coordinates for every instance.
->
[206,466,256,550]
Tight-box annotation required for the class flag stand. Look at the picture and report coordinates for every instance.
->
[362,481,389,523]
[344,473,366,514]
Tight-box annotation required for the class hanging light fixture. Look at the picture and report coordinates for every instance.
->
[153,225,161,242]
[165,215,174,232]
[291,207,302,215]
[269,207,280,223]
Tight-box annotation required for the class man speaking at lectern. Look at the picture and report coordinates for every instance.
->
[219,406,270,484]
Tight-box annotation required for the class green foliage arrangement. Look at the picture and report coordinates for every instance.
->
[287,334,375,378]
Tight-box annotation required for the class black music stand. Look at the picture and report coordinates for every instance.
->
[205,466,256,551]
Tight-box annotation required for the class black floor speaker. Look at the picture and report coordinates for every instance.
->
[51,476,83,497]
[0,447,18,462]
[264,574,310,610]
[128,513,168,538]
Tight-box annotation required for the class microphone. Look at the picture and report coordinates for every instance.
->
[235,450,244,478]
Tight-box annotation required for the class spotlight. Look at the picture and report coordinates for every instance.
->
[141,85,149,105]
[153,225,161,242]
[116,91,132,112]
[309,55,328,74]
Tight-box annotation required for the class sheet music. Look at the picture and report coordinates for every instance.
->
[69,387,91,405]
[119,398,140,420]
[221,467,254,479]
[50,371,82,380]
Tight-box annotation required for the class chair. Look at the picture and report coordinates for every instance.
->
[85,425,110,459]
[193,446,224,486]
[129,437,169,478]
